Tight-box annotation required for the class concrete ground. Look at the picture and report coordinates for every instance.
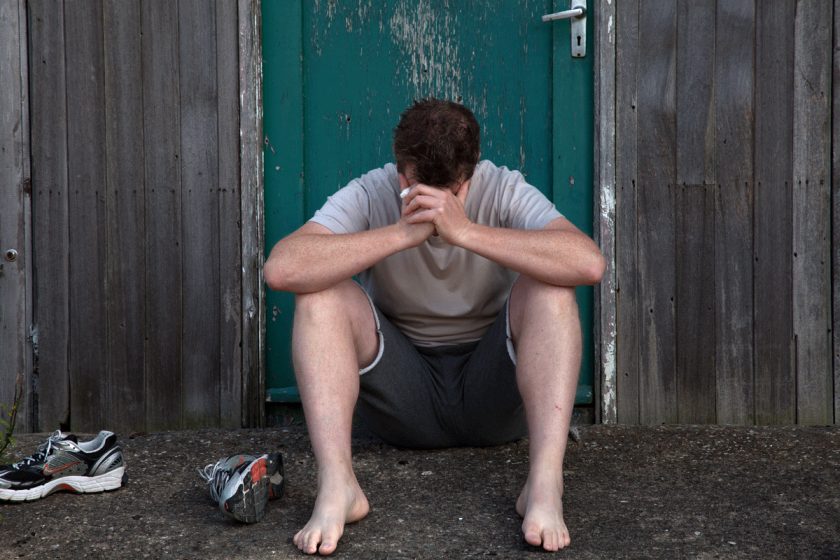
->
[1,419,838,559]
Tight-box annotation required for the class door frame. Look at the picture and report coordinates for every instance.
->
[594,1,617,423]
[247,1,619,424]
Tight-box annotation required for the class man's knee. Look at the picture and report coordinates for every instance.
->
[294,281,379,364]
[294,280,363,319]
[509,277,578,340]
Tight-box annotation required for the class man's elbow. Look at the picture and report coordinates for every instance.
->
[264,258,293,292]
[582,252,607,285]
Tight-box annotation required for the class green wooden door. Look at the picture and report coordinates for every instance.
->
[263,1,594,405]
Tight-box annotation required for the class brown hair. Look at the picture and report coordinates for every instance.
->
[393,98,480,187]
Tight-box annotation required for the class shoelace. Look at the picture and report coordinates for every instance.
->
[197,460,232,502]
[12,430,65,469]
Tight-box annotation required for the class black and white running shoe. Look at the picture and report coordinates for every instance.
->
[0,430,126,502]
[198,452,284,523]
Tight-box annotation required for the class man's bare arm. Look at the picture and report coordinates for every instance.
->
[457,217,605,287]
[264,220,432,294]
[403,184,605,287]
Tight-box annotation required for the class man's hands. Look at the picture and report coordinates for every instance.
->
[400,177,473,246]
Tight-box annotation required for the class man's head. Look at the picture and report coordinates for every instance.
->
[393,98,480,188]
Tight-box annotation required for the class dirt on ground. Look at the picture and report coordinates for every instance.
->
[1,422,838,559]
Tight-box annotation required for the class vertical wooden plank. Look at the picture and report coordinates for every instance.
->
[142,0,183,431]
[65,1,107,432]
[754,0,795,425]
[714,0,755,425]
[834,0,840,426]
[179,0,221,428]
[793,0,833,425]
[28,0,70,431]
[17,0,32,433]
[675,0,716,187]
[594,0,617,424]
[103,0,146,433]
[0,0,31,432]
[614,0,641,424]
[239,0,264,427]
[636,0,677,424]
[675,186,716,423]
[675,1,716,424]
[217,0,242,428]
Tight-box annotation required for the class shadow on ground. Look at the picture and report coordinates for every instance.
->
[1,423,839,559]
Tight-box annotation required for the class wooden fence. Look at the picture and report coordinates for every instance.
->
[0,0,263,433]
[3,0,840,431]
[607,0,837,425]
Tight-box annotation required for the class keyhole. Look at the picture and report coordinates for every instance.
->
[577,35,582,46]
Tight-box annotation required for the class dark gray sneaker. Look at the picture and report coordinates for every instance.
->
[0,430,126,502]
[198,452,284,523]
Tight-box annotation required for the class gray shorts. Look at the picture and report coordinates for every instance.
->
[355,292,527,449]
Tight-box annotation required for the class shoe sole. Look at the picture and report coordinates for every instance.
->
[0,467,126,502]
[220,454,283,523]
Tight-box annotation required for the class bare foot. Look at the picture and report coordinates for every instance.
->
[515,476,571,552]
[293,472,370,556]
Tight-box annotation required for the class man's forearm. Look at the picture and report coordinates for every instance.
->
[265,224,412,293]
[457,223,605,287]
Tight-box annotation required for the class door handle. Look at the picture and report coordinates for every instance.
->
[542,0,586,58]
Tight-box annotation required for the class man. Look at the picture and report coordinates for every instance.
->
[264,98,605,555]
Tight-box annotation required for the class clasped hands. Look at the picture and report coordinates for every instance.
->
[398,175,473,247]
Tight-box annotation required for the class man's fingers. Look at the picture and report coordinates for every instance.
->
[403,194,442,216]
[405,209,438,224]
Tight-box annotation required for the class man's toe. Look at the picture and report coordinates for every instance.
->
[562,530,571,548]
[304,531,321,555]
[542,529,559,552]
[523,523,542,547]
[319,526,343,555]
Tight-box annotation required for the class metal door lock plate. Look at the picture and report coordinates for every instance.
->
[542,0,587,58]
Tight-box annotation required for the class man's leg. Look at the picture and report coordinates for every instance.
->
[508,276,581,552]
[291,280,379,555]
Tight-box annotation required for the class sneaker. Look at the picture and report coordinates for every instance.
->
[198,452,284,523]
[0,430,126,502]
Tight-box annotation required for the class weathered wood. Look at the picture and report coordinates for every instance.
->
[65,2,108,433]
[142,0,183,431]
[28,0,70,431]
[217,0,242,428]
[834,0,840,426]
[754,0,795,425]
[674,0,716,424]
[594,0,617,424]
[614,0,641,424]
[675,185,716,423]
[792,0,833,425]
[0,0,31,432]
[103,0,146,433]
[16,0,32,433]
[239,0,265,428]
[179,0,221,428]
[635,0,677,424]
[714,0,755,425]
[676,0,715,187]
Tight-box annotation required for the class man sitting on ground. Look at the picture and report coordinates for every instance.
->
[264,98,605,555]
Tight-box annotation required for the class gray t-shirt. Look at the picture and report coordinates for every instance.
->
[310,160,563,346]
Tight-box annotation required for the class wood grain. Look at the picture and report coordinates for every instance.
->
[714,0,755,425]
[636,0,677,424]
[614,0,641,424]
[754,0,795,424]
[792,0,833,425]
[65,1,107,432]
